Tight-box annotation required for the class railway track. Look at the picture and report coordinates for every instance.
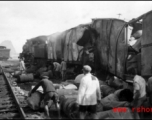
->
[0,63,76,119]
[0,65,61,119]
[0,65,48,119]
[0,65,26,119]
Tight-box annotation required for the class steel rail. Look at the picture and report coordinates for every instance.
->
[0,65,26,119]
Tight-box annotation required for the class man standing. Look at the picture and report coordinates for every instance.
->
[77,65,101,119]
[53,62,61,79]
[132,75,146,119]
[60,58,67,81]
[28,76,60,119]
[19,57,26,74]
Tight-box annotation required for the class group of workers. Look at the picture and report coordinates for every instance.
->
[75,66,147,119]
[19,57,67,81]
[52,59,67,81]
[19,56,151,119]
[29,64,152,119]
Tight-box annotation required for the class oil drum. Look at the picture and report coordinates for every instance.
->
[62,98,76,115]
[26,91,43,110]
[59,95,67,113]
[61,98,78,118]
[19,73,34,82]
[66,99,78,117]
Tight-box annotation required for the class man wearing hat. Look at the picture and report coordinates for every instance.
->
[126,75,146,119]
[77,65,101,119]
[28,76,60,119]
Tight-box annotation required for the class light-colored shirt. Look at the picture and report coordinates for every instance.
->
[74,74,84,83]
[53,62,61,72]
[61,61,66,71]
[77,73,101,105]
[133,75,146,99]
[20,60,25,71]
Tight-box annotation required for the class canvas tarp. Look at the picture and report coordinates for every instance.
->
[141,11,152,76]
[91,19,128,78]
[47,25,89,62]
[47,32,67,60]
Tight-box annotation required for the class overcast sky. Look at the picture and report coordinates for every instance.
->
[0,1,152,53]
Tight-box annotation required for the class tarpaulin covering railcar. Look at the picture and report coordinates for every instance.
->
[91,19,128,78]
[47,25,92,64]
[141,11,152,76]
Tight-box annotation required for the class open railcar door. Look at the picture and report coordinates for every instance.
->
[91,19,128,79]
[141,11,152,77]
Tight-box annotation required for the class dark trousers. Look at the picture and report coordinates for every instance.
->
[79,105,98,119]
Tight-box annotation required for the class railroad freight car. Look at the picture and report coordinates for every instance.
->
[47,24,95,64]
[81,10,152,80]
[21,23,97,75]
[21,10,152,80]
[90,18,128,79]
[0,46,10,60]
[46,23,97,74]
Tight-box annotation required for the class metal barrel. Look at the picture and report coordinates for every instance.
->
[19,73,34,82]
[66,99,77,112]
[59,95,67,112]
[61,98,77,118]
[26,91,43,110]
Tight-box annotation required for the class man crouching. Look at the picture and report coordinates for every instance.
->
[28,76,60,119]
